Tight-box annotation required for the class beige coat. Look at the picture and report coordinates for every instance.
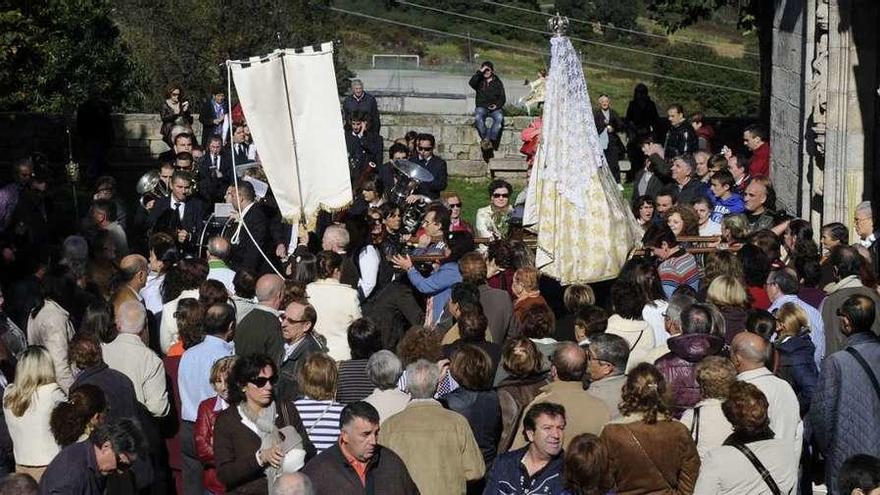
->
[306,278,361,361]
[606,314,655,372]
[103,333,170,417]
[510,380,610,450]
[3,383,64,466]
[26,300,75,392]
[379,400,485,495]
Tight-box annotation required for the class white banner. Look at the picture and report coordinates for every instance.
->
[230,43,352,227]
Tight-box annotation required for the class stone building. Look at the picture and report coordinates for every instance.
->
[771,0,879,230]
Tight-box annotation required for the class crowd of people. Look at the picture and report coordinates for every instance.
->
[0,73,878,495]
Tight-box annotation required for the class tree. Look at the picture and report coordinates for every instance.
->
[0,1,144,113]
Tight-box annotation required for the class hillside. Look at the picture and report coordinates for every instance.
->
[331,0,760,116]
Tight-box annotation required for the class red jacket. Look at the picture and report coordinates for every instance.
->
[195,396,226,494]
[749,142,770,177]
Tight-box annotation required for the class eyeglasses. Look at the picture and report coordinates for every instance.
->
[281,316,309,325]
[418,146,433,151]
[448,203,462,208]
[492,193,510,198]
[249,375,278,388]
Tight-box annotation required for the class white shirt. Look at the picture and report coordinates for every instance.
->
[679,398,734,460]
[642,300,669,349]
[357,245,381,298]
[737,367,803,449]
[140,272,165,314]
[171,198,185,220]
[699,220,722,236]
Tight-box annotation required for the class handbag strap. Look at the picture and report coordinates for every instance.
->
[730,442,782,495]
[845,347,880,404]
[626,426,675,490]
[630,330,645,351]
[690,407,701,443]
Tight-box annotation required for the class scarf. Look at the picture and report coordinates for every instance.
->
[824,274,864,294]
[239,402,281,483]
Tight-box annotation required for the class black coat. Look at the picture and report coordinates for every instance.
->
[303,443,419,495]
[198,152,233,203]
[73,363,140,422]
[593,108,626,155]
[229,203,271,274]
[276,334,325,403]
[199,98,224,145]
[346,132,384,186]
[148,196,208,254]
[775,334,818,416]
[234,308,284,366]
[440,388,501,467]
[413,155,448,199]
[664,121,699,158]
[468,72,506,109]
[342,92,381,134]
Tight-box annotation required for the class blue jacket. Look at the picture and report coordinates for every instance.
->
[810,332,880,493]
[775,333,818,416]
[483,446,563,494]
[406,261,461,326]
[708,192,745,223]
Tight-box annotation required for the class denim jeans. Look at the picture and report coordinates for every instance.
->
[474,107,504,141]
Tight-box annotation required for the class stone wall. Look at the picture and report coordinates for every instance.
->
[0,112,534,178]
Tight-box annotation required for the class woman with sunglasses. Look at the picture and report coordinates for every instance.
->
[443,191,473,234]
[475,179,513,240]
[160,85,193,147]
[214,354,315,494]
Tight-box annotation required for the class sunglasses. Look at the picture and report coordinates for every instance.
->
[418,146,433,151]
[492,193,510,198]
[448,202,462,208]
[249,375,278,388]
[281,316,309,325]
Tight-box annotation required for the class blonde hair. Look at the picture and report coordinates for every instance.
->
[775,302,810,338]
[296,353,338,400]
[695,356,737,399]
[210,356,238,385]
[706,275,750,309]
[563,284,595,312]
[3,346,57,417]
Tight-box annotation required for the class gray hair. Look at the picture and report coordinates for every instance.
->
[322,225,350,251]
[273,473,315,495]
[681,304,713,335]
[350,79,363,87]
[366,350,402,390]
[588,333,629,376]
[767,267,800,295]
[115,300,147,335]
[61,235,89,279]
[405,359,440,399]
[667,293,697,325]
[855,201,872,218]
[207,236,231,260]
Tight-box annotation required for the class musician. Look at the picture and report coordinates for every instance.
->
[225,181,271,274]
[198,136,233,203]
[148,170,208,255]
[230,124,255,164]
[413,133,448,200]
[377,143,410,194]
[345,111,383,187]
[412,203,450,256]
[175,152,195,174]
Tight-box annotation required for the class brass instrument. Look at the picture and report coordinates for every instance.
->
[387,159,434,237]
[136,170,170,208]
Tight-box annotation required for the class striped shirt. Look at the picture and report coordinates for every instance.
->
[336,359,373,404]
[294,398,344,453]
[658,250,702,298]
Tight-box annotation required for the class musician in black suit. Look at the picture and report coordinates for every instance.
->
[225,181,271,274]
[413,133,448,200]
[593,94,627,184]
[199,89,226,146]
[345,112,383,187]
[148,170,208,256]
[198,136,233,203]
[230,124,254,164]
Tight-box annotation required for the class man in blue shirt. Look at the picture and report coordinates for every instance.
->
[177,303,236,495]
[708,169,745,224]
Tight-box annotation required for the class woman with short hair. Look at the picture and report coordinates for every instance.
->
[679,356,736,460]
[3,346,65,482]
[495,337,550,454]
[600,363,700,494]
[561,433,610,495]
[336,318,383,404]
[475,179,513,240]
[707,275,751,343]
[195,355,237,495]
[773,302,818,415]
[694,381,798,494]
[293,353,346,453]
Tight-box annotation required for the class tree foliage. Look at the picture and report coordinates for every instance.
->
[0,1,143,112]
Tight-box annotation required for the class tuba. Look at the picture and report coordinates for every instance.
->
[387,160,434,236]
[136,170,170,208]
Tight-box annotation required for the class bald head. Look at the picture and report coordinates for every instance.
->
[207,236,231,260]
[255,274,284,308]
[120,255,148,288]
[551,342,586,382]
[273,473,315,495]
[116,300,147,335]
[731,332,771,371]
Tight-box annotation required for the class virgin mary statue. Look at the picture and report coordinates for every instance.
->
[523,16,641,285]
